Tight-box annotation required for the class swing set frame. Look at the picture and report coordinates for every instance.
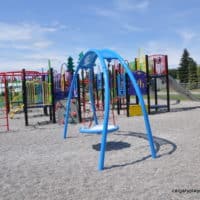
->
[63,49,156,171]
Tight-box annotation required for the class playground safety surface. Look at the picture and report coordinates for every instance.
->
[0,100,200,200]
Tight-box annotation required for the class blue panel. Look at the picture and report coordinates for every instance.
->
[117,74,126,97]
[129,71,147,95]
[72,74,78,98]
[79,51,97,69]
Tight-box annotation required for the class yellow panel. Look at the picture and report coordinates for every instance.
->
[129,105,147,116]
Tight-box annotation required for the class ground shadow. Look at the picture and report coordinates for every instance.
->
[150,105,200,115]
[93,141,131,151]
[93,131,177,170]
[170,105,200,113]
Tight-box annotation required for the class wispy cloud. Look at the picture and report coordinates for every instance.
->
[176,29,196,43]
[33,41,54,49]
[122,24,145,32]
[0,21,73,71]
[0,22,65,50]
[114,0,150,11]
[0,50,67,72]
[0,23,32,41]
[0,22,58,41]
[93,8,118,18]
[93,0,150,19]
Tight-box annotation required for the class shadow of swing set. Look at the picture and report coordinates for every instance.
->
[63,49,156,171]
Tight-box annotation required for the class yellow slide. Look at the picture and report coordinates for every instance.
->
[9,104,24,119]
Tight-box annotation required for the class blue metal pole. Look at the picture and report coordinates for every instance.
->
[117,56,156,158]
[63,68,79,139]
[90,51,110,171]
[89,68,98,125]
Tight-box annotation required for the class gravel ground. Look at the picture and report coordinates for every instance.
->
[0,101,200,200]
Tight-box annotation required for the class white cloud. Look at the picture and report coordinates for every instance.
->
[23,51,65,61]
[0,23,32,41]
[0,51,67,72]
[50,20,68,30]
[0,22,64,50]
[114,0,149,11]
[0,21,77,71]
[122,24,145,32]
[1,46,85,71]
[0,22,57,42]
[33,41,54,49]
[93,0,150,19]
[93,7,118,18]
[176,29,196,43]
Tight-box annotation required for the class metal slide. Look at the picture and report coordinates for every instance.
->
[168,75,200,101]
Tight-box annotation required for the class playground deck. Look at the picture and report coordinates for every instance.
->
[0,100,200,200]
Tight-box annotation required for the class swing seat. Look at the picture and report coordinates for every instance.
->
[79,124,119,134]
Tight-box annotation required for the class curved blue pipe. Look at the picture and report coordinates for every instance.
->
[113,52,156,159]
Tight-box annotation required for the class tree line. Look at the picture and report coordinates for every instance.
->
[169,49,200,89]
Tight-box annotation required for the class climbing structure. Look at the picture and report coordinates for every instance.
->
[0,69,56,127]
[63,49,156,171]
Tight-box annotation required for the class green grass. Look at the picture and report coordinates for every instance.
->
[158,94,200,101]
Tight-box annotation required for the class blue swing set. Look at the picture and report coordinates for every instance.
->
[63,49,156,171]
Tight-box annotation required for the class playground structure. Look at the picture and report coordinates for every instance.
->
[52,52,171,126]
[0,50,173,131]
[101,53,170,116]
[2,49,197,132]
[147,54,170,114]
[0,68,56,128]
[63,49,156,171]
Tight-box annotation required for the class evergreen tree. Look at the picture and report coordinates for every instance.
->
[67,56,75,73]
[178,49,190,83]
[197,65,200,76]
[197,66,200,85]
[168,69,178,79]
[188,58,198,89]
[78,52,84,64]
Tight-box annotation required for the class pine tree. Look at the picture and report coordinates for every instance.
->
[178,49,190,83]
[198,66,200,85]
[188,58,198,89]
[78,52,84,64]
[67,56,75,73]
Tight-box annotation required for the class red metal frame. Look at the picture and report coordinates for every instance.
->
[0,70,48,78]
[148,54,167,75]
[0,75,9,131]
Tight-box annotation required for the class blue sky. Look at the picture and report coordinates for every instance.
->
[0,0,199,71]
